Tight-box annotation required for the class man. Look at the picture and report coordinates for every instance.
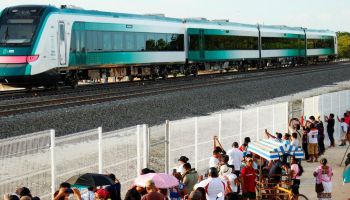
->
[209,149,220,168]
[241,158,256,200]
[141,180,164,200]
[268,159,287,184]
[105,174,121,200]
[307,123,319,162]
[325,114,335,147]
[313,116,325,155]
[227,142,244,177]
[182,163,199,192]
[194,167,225,200]
[54,182,82,200]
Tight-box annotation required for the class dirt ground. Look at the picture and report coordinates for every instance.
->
[299,144,350,199]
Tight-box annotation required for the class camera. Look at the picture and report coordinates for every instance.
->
[65,188,73,194]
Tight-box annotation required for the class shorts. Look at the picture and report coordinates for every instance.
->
[242,192,256,199]
[341,132,347,139]
[308,143,318,155]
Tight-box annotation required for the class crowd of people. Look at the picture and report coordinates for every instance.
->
[3,112,350,200]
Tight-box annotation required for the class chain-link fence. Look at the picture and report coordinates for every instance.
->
[4,91,349,199]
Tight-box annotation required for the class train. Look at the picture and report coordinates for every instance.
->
[0,5,337,89]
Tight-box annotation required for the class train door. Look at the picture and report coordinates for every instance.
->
[58,22,67,65]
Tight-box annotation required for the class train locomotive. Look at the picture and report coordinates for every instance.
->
[0,5,337,88]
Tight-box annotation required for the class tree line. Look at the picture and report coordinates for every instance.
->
[337,32,350,58]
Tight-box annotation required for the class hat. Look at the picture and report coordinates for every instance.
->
[189,191,202,200]
[219,165,232,176]
[95,189,109,199]
[178,156,189,163]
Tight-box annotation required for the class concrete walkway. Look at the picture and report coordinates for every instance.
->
[299,144,350,199]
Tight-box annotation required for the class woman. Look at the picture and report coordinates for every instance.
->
[290,157,303,195]
[313,158,333,200]
[177,156,189,174]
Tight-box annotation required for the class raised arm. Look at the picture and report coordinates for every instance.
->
[265,129,276,139]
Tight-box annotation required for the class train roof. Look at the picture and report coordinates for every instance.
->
[184,18,258,29]
[6,5,184,23]
[3,5,337,36]
[306,28,335,36]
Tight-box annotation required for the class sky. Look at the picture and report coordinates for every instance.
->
[0,0,349,32]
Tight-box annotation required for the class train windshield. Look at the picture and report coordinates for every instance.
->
[0,6,45,46]
[0,19,37,45]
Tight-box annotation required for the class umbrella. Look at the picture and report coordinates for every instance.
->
[343,165,350,184]
[134,173,179,189]
[66,173,114,187]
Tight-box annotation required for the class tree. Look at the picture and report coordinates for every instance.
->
[337,32,350,58]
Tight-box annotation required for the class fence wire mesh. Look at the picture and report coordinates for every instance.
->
[0,130,51,200]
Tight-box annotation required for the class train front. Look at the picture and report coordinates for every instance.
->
[0,5,47,88]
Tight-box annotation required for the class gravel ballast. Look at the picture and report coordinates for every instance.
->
[1,64,350,138]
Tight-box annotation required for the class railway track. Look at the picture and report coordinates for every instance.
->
[0,62,346,101]
[0,62,349,117]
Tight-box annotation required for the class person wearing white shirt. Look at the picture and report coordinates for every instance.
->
[340,118,348,146]
[307,124,319,162]
[227,142,243,176]
[219,165,238,194]
[291,132,299,147]
[194,167,225,200]
[209,149,220,168]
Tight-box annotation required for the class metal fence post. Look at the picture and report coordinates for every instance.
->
[272,105,275,134]
[286,102,289,133]
[136,125,141,175]
[239,111,243,145]
[218,114,222,142]
[50,129,56,199]
[194,117,198,171]
[147,126,150,168]
[98,127,103,174]
[142,124,148,168]
[256,107,260,141]
[165,120,170,174]
[347,90,349,110]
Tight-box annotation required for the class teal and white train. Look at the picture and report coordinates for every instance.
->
[0,5,337,88]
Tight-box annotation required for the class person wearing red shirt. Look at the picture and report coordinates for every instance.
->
[241,158,256,200]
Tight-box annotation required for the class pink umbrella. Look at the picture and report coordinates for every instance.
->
[134,173,179,189]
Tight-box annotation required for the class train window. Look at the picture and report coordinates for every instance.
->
[59,24,65,41]
[70,30,77,52]
[97,31,103,51]
[112,32,124,51]
[135,33,146,51]
[103,32,112,51]
[189,35,200,51]
[86,31,93,51]
[168,34,184,51]
[92,31,98,51]
[307,38,334,49]
[80,31,86,52]
[74,31,80,52]
[155,33,167,51]
[202,35,258,51]
[262,37,304,50]
[146,33,157,51]
[70,25,184,53]
[125,32,136,51]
